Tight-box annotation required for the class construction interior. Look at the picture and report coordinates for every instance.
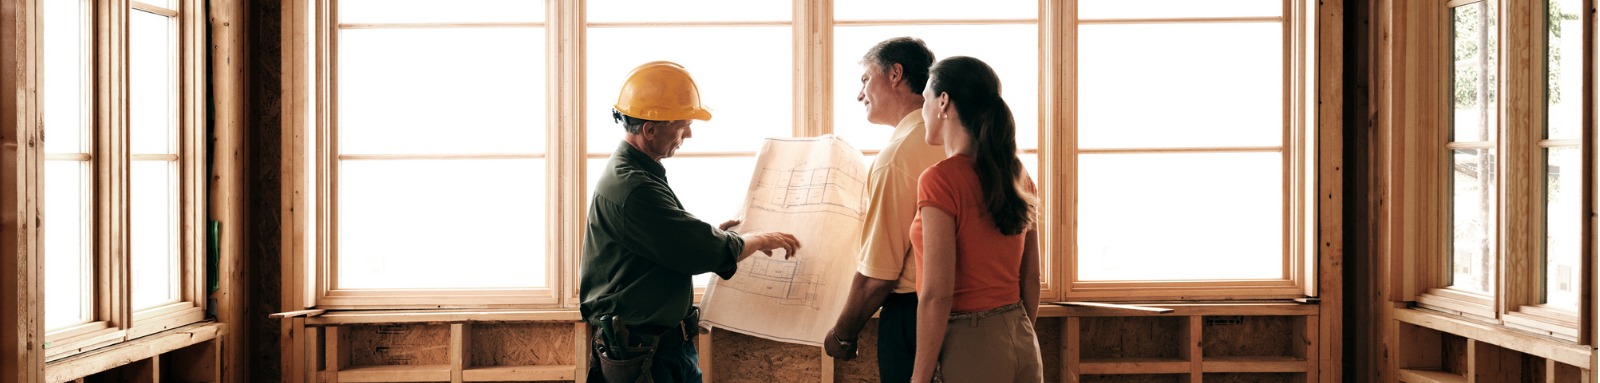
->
[1,0,1598,382]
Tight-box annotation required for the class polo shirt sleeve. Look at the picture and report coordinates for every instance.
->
[619,182,745,279]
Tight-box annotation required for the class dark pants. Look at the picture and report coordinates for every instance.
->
[878,292,918,383]
[587,324,701,383]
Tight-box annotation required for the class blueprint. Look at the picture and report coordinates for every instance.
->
[701,136,868,346]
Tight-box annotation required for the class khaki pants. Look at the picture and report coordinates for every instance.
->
[936,303,1043,383]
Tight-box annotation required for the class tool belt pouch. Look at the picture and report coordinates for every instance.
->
[594,335,659,383]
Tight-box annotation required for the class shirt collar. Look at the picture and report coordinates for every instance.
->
[617,141,668,179]
[893,108,924,136]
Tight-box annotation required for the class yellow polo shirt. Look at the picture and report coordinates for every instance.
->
[857,109,947,293]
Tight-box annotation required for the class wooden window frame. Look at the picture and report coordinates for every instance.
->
[1411,0,1591,343]
[296,0,1324,311]
[1060,0,1320,301]
[309,0,560,309]
[40,0,207,362]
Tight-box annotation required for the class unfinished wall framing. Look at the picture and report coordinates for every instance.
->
[276,303,1326,383]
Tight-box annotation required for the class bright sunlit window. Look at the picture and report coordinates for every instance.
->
[585,0,793,288]
[43,0,94,333]
[1447,0,1498,297]
[1074,1,1289,282]
[131,3,183,311]
[1540,0,1582,313]
[333,0,550,290]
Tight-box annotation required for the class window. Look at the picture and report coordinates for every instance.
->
[317,0,554,307]
[1415,0,1588,341]
[295,0,1325,309]
[584,0,793,290]
[1065,0,1316,299]
[41,0,206,360]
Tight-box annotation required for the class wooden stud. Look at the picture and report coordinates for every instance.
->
[699,326,713,382]
[1062,317,1079,383]
[574,322,589,383]
[1185,316,1202,383]
[0,0,45,381]
[820,347,833,383]
[450,324,465,383]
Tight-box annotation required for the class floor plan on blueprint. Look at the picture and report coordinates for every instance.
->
[701,136,868,346]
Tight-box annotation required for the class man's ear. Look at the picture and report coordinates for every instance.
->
[640,121,658,137]
[888,63,904,85]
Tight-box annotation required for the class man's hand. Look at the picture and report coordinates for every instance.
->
[738,231,801,261]
[718,219,741,231]
[823,328,858,361]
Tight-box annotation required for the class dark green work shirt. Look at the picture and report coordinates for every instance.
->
[580,142,744,328]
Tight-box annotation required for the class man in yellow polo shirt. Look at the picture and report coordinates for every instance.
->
[823,37,943,383]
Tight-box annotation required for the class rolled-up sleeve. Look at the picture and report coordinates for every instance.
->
[618,182,745,279]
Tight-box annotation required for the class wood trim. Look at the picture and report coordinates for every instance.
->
[550,0,583,309]
[205,0,250,381]
[1418,288,1499,319]
[336,153,547,160]
[45,153,93,161]
[129,2,176,18]
[1501,0,1542,325]
[585,20,790,28]
[281,0,314,380]
[1396,307,1593,367]
[1035,0,1062,301]
[1076,16,1284,24]
[42,322,221,383]
[832,18,1036,26]
[1075,146,1285,154]
[582,151,757,159]
[304,309,582,325]
[337,22,545,29]
[1313,0,1346,378]
[1582,0,1596,349]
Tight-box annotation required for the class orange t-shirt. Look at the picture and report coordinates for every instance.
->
[910,154,1035,313]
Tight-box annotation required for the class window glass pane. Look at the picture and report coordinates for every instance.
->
[1078,0,1282,19]
[131,160,179,310]
[338,159,547,289]
[1079,22,1282,149]
[338,0,544,24]
[1449,149,1496,294]
[142,0,176,10]
[44,0,87,154]
[131,11,175,155]
[1543,147,1580,310]
[586,27,791,154]
[834,0,1035,21]
[586,0,788,23]
[1547,0,1583,140]
[1078,152,1282,281]
[339,28,547,155]
[1452,2,1497,142]
[833,25,1038,152]
[44,161,91,331]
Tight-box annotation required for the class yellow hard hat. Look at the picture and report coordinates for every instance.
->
[613,61,713,122]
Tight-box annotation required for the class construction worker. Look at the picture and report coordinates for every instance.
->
[580,61,802,383]
[822,37,943,383]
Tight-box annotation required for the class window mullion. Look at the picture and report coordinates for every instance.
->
[551,0,583,308]
[794,0,830,138]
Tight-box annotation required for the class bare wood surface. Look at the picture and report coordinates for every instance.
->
[1057,301,1175,314]
[1395,308,1593,367]
[269,309,328,319]
[43,322,221,383]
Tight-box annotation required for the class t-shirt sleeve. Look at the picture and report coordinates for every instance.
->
[916,165,959,218]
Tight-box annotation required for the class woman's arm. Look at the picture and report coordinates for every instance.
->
[1020,225,1041,325]
[911,206,958,383]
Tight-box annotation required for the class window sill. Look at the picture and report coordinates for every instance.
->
[43,322,223,382]
[1394,307,1591,367]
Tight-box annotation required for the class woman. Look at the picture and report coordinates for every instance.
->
[909,56,1042,383]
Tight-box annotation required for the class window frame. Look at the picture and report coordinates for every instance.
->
[309,0,561,309]
[297,0,1327,311]
[41,0,207,361]
[1412,0,1590,342]
[1060,0,1320,300]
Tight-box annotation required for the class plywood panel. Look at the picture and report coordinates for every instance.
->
[468,323,576,367]
[1080,374,1184,383]
[830,320,879,383]
[1201,372,1302,383]
[1201,316,1296,358]
[711,329,821,383]
[1079,317,1185,359]
[346,324,451,367]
